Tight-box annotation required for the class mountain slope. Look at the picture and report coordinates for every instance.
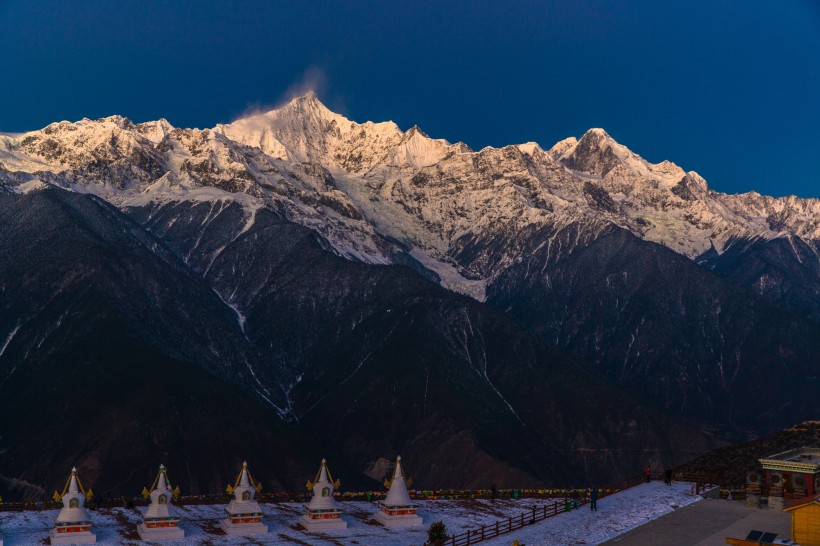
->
[699,235,820,321]
[0,189,332,498]
[486,222,820,434]
[0,188,720,497]
[125,199,720,487]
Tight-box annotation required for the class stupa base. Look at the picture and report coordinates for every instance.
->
[298,514,348,531]
[373,511,423,527]
[137,523,185,540]
[50,529,97,544]
[219,519,268,535]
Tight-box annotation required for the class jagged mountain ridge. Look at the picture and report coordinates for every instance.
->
[1,92,818,301]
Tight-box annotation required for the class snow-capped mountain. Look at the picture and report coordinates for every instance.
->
[1,94,818,497]
[2,92,818,302]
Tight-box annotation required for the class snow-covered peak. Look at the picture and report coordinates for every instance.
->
[559,128,647,177]
[517,142,545,157]
[9,115,164,177]
[282,91,332,115]
[684,171,708,191]
[382,125,455,169]
[136,118,174,144]
[576,128,616,151]
[649,159,687,185]
[2,97,818,300]
[215,93,404,169]
[586,127,610,138]
[547,137,578,160]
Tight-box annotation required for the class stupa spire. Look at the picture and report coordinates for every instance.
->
[156,466,168,491]
[137,464,184,540]
[373,456,423,528]
[219,461,268,536]
[50,467,96,544]
[394,456,405,479]
[298,458,347,531]
[68,468,79,494]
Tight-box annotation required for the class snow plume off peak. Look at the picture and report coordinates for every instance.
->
[230,66,330,123]
[280,66,328,105]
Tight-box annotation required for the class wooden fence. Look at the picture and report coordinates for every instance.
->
[673,472,719,496]
[428,473,648,546]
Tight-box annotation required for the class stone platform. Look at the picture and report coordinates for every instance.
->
[49,528,96,544]
[137,522,185,540]
[218,519,268,535]
[373,510,423,527]
[298,514,348,530]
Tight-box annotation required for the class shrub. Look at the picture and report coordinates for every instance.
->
[428,520,449,544]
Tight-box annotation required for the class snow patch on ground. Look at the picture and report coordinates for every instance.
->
[9,179,47,194]
[484,481,702,545]
[0,324,20,360]
[119,183,264,214]
[409,248,488,301]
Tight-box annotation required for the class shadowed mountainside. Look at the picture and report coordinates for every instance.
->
[0,189,721,497]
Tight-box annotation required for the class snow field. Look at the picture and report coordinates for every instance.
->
[0,482,701,545]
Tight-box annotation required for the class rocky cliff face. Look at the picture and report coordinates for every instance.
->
[0,93,817,496]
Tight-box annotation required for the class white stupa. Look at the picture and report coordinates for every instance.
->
[219,462,268,536]
[298,459,348,530]
[137,464,184,540]
[373,456,423,527]
[50,467,96,545]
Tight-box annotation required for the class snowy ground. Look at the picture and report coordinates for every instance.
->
[484,482,704,546]
[0,482,701,545]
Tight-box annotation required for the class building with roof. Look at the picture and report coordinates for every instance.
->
[747,447,820,510]
[785,493,820,546]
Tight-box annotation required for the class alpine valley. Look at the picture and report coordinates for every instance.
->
[0,93,818,498]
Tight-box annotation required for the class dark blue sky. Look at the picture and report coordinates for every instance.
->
[1,0,818,198]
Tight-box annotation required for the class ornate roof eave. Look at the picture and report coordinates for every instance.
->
[759,460,820,473]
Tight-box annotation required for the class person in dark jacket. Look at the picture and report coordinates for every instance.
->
[664,467,673,486]
[590,487,599,511]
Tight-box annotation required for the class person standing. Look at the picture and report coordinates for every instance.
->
[590,487,599,511]
[664,467,673,486]
[644,464,652,483]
